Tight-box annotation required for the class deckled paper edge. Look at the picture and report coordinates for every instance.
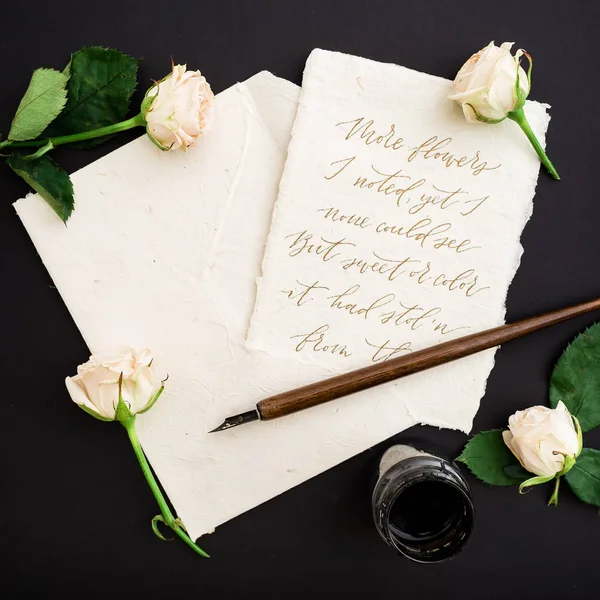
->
[246,48,552,436]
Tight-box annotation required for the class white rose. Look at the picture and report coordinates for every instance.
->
[65,348,163,421]
[142,64,213,151]
[502,401,581,477]
[448,41,529,123]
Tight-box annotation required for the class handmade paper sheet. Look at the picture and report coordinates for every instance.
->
[14,72,417,541]
[248,49,550,429]
[15,53,549,540]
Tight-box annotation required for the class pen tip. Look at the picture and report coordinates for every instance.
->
[208,409,260,433]
[208,421,230,434]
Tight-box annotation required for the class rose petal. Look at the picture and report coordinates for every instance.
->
[66,376,97,412]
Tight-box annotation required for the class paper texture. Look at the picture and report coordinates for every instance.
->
[14,71,417,541]
[248,49,550,430]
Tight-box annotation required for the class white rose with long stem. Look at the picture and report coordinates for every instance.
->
[66,348,209,558]
[448,41,559,180]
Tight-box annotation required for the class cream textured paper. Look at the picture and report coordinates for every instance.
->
[14,72,417,541]
[248,49,550,431]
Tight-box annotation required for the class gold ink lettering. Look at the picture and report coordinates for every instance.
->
[461,195,490,216]
[374,217,479,253]
[325,156,356,180]
[282,280,330,307]
[432,269,490,297]
[407,136,500,176]
[408,186,465,215]
[317,207,371,229]
[353,165,426,206]
[335,117,404,150]
[326,284,395,320]
[292,324,352,357]
[379,302,468,335]
[341,253,419,282]
[286,230,356,262]
[365,338,412,362]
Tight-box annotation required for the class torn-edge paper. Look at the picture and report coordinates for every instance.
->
[14,71,416,541]
[248,49,550,431]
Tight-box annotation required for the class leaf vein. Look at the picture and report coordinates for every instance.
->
[60,64,135,120]
[14,80,65,116]
[572,463,600,484]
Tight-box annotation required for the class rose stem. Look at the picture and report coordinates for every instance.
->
[548,476,561,507]
[0,113,146,149]
[509,108,560,180]
[122,416,210,558]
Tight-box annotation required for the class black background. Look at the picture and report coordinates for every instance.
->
[2,1,600,598]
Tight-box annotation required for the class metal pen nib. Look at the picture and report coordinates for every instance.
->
[208,409,260,433]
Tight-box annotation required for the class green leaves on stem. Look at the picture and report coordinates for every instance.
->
[2,47,143,222]
[457,322,600,510]
[44,47,139,143]
[458,427,595,507]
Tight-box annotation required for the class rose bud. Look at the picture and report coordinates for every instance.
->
[503,401,582,506]
[448,42,528,123]
[448,41,559,179]
[142,64,214,151]
[503,401,580,477]
[65,348,163,421]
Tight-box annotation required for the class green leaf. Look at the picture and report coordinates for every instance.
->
[565,448,600,508]
[43,47,138,142]
[549,322,600,432]
[8,68,68,141]
[503,464,532,481]
[7,153,74,222]
[456,429,529,486]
